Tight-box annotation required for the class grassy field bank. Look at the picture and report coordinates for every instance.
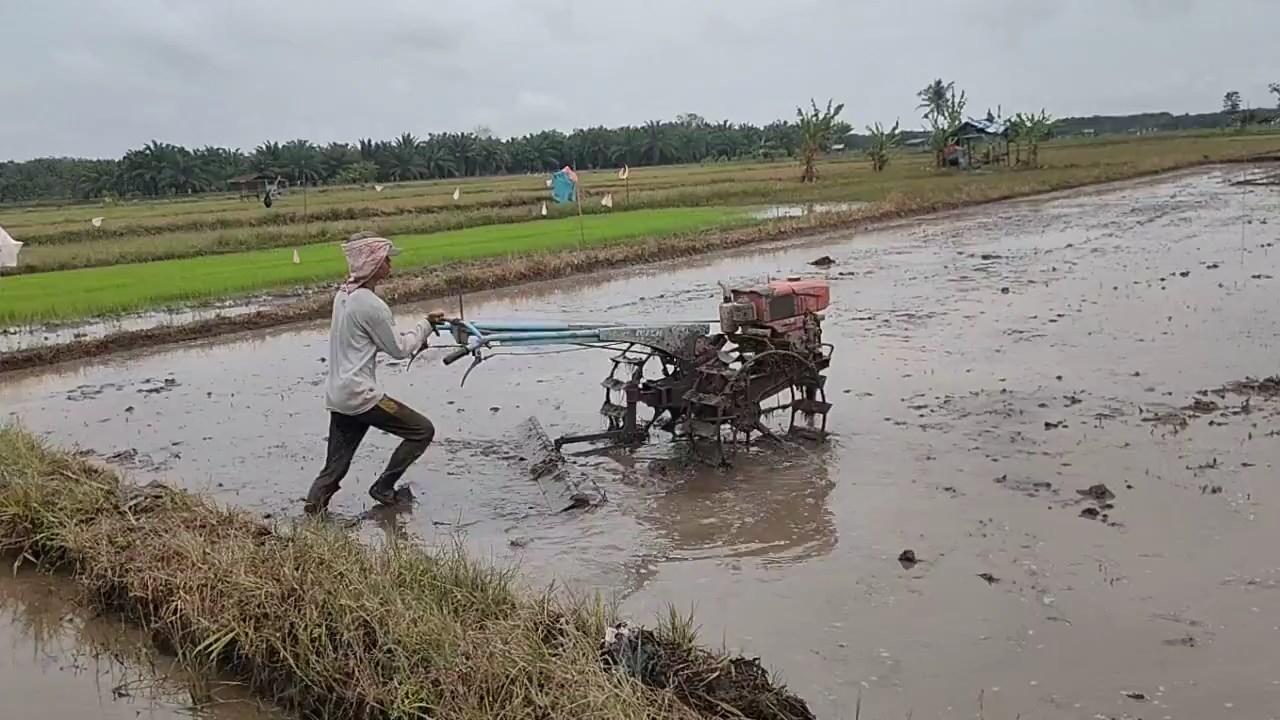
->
[0,207,749,327]
[0,423,816,720]
[4,132,1277,274]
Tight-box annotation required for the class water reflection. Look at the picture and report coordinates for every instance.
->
[0,563,282,720]
[751,201,869,220]
[625,441,839,570]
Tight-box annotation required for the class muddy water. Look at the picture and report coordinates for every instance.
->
[0,566,283,719]
[4,165,1280,718]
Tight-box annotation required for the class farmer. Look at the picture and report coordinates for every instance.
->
[304,231,436,515]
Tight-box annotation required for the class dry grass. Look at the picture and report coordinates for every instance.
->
[0,423,816,720]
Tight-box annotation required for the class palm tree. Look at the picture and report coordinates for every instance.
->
[609,126,646,166]
[444,133,478,176]
[251,142,286,177]
[795,98,845,183]
[320,142,358,183]
[388,133,426,181]
[642,120,674,165]
[917,79,953,125]
[917,80,967,168]
[708,120,741,161]
[762,121,799,158]
[76,162,120,199]
[357,138,381,163]
[281,139,322,187]
[420,139,457,178]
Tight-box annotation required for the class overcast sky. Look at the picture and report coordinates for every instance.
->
[3,0,1276,161]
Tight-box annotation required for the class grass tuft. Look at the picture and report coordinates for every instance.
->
[0,422,816,720]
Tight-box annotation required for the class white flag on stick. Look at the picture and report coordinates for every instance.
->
[292,249,301,264]
[601,193,614,208]
[540,201,548,216]
[0,225,22,268]
[374,184,384,192]
[618,165,629,180]
[452,187,460,200]
[91,216,104,228]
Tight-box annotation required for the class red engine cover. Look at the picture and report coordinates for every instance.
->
[731,278,830,322]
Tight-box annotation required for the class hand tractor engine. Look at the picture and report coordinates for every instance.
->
[431,277,833,464]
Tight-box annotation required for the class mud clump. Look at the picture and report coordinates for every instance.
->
[994,474,1055,497]
[1207,375,1280,398]
[602,623,817,720]
[808,255,836,268]
[1077,484,1116,502]
[898,549,919,568]
[1182,397,1220,414]
[1077,484,1117,522]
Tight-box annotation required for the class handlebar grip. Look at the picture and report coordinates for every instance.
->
[442,347,471,365]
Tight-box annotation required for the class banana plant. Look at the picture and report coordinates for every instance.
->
[796,98,846,183]
[865,121,902,172]
[1009,110,1056,168]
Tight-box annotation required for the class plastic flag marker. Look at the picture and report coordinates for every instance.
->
[0,225,22,268]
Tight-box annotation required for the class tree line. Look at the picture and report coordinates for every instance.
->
[4,82,1277,204]
[0,115,852,203]
[1221,84,1280,128]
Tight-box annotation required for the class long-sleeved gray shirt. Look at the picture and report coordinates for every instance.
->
[324,288,428,415]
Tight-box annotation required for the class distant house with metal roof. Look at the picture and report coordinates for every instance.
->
[955,117,1011,141]
[951,116,1012,168]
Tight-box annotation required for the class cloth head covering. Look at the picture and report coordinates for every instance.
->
[339,231,400,293]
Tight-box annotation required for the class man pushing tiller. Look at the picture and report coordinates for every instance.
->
[304,231,439,516]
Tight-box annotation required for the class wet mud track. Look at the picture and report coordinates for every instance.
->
[4,166,1280,718]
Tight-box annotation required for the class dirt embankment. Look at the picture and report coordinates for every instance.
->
[0,425,816,720]
[2,157,1275,374]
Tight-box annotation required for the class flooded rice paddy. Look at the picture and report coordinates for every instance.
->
[4,165,1280,718]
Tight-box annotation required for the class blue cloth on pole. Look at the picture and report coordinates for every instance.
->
[550,170,576,204]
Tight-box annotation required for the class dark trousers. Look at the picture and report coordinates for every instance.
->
[305,395,435,511]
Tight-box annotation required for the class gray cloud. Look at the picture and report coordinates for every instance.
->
[2,0,1276,160]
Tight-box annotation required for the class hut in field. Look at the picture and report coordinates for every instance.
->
[227,172,288,202]
[953,117,1011,168]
